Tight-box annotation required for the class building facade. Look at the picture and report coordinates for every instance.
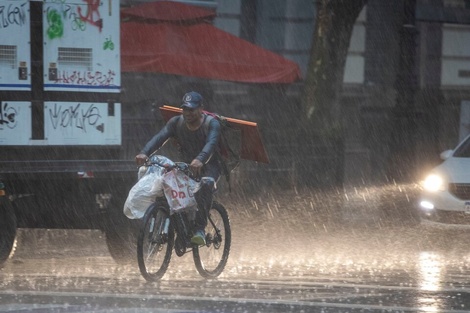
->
[120,0,470,187]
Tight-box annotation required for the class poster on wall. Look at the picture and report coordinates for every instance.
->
[42,0,120,93]
[44,101,121,145]
[0,102,31,145]
[0,1,31,91]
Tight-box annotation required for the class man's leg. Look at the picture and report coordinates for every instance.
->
[191,179,215,245]
[191,162,219,245]
[194,179,214,231]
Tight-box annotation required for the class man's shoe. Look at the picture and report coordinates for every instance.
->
[191,230,206,246]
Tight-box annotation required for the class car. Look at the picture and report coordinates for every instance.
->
[418,134,470,228]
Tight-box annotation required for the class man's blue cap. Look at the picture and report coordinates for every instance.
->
[181,91,203,109]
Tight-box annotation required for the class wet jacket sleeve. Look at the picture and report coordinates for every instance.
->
[197,117,221,164]
[140,116,178,156]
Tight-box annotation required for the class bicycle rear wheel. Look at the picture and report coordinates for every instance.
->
[193,201,231,278]
[137,203,174,281]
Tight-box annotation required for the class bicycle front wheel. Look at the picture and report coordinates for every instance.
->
[137,203,174,281]
[193,201,231,278]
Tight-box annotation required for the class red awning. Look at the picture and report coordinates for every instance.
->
[120,2,302,84]
[121,0,216,22]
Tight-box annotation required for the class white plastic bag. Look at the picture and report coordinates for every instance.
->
[162,169,197,214]
[123,167,165,219]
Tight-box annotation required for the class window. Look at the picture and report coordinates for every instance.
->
[454,136,470,157]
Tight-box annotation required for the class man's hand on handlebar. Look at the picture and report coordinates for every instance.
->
[135,154,148,166]
[189,159,203,177]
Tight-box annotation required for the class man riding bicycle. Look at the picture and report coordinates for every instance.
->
[135,91,222,246]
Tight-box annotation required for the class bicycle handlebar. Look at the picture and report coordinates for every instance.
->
[144,155,197,181]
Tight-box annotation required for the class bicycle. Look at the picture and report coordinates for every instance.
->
[136,155,231,281]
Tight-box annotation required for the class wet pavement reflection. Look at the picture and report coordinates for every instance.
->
[2,185,470,312]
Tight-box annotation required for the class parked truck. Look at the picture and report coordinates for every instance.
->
[0,0,139,265]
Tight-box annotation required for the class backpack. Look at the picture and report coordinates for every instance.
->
[177,112,242,188]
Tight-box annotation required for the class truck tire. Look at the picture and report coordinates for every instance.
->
[0,197,17,267]
[104,196,139,264]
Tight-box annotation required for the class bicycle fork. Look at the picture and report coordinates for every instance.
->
[149,215,170,245]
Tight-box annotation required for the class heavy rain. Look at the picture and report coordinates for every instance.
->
[1,0,470,312]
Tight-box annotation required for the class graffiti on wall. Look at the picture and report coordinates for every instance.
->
[0,2,27,29]
[43,0,120,92]
[0,102,17,130]
[46,0,104,39]
[0,101,120,145]
[44,101,121,145]
[77,0,102,32]
[48,102,103,134]
[55,69,116,86]
[0,1,30,90]
[0,102,31,145]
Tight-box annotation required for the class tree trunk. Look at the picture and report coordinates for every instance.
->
[298,0,367,186]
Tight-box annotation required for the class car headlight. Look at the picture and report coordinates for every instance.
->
[422,174,444,192]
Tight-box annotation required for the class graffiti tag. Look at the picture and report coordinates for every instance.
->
[103,36,114,50]
[48,102,102,133]
[0,2,27,29]
[78,0,102,32]
[46,1,103,37]
[0,102,18,130]
[46,8,64,39]
[54,70,116,86]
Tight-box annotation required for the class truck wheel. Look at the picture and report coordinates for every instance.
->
[0,198,17,267]
[105,224,138,264]
[104,197,139,264]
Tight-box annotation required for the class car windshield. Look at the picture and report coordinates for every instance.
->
[453,136,470,157]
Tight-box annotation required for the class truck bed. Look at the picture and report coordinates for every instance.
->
[0,160,136,174]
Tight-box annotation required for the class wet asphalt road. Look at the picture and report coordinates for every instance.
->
[2,185,470,312]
